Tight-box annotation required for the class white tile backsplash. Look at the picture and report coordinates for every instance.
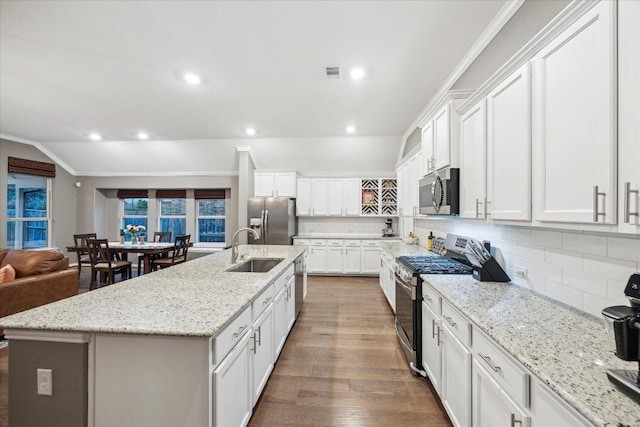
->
[413,217,640,317]
[298,217,391,236]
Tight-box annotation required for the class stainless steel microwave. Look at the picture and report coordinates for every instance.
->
[419,168,460,215]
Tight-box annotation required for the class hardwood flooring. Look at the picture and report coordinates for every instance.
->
[249,276,451,427]
[0,274,451,427]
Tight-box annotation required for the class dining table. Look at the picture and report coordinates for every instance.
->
[106,241,179,275]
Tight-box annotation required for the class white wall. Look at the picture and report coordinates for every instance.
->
[411,217,639,318]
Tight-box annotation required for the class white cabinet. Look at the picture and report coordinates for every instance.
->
[530,377,590,427]
[398,151,420,217]
[486,63,531,221]
[251,304,274,406]
[433,103,452,171]
[296,178,328,216]
[460,101,487,219]
[422,120,435,175]
[285,274,296,332]
[472,359,530,427]
[421,301,442,395]
[254,172,296,197]
[344,241,361,274]
[213,331,253,427]
[533,1,616,224]
[441,323,472,427]
[328,179,345,216]
[618,0,640,233]
[379,251,396,312]
[307,241,327,273]
[326,240,344,274]
[361,241,381,275]
[296,179,311,216]
[327,178,361,216]
[273,287,287,356]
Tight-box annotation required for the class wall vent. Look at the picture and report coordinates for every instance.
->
[325,66,340,79]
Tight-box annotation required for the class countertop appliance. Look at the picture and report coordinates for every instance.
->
[248,197,297,245]
[382,218,395,237]
[602,273,640,400]
[419,168,460,215]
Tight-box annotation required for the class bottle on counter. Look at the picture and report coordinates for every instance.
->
[427,232,434,251]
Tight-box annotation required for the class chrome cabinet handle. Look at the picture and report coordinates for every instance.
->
[256,326,262,346]
[510,413,523,427]
[593,185,606,222]
[251,334,257,354]
[444,316,456,327]
[479,352,501,372]
[624,182,639,223]
[233,324,248,338]
[436,326,443,346]
[262,297,272,305]
[424,294,433,304]
[432,319,438,339]
[484,198,490,217]
[475,198,482,218]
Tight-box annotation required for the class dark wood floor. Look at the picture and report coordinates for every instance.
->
[0,273,450,427]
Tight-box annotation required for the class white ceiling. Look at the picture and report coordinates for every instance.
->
[0,0,507,175]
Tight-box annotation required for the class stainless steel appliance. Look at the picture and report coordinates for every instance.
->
[247,197,297,245]
[602,273,640,400]
[382,218,395,237]
[419,168,460,215]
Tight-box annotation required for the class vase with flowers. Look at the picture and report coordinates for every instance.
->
[124,224,146,245]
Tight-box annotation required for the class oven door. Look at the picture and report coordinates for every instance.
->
[395,274,416,365]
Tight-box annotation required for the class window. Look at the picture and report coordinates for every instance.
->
[7,173,51,249]
[195,189,226,243]
[118,190,149,238]
[157,190,186,237]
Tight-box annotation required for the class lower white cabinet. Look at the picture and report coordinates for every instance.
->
[379,251,396,311]
[441,323,472,427]
[472,359,530,427]
[327,240,344,274]
[361,241,381,274]
[251,304,274,406]
[530,377,590,427]
[285,274,296,332]
[308,244,327,273]
[212,330,253,427]
[294,238,384,275]
[421,301,442,395]
[273,286,287,356]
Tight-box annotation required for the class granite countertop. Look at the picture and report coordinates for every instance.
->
[0,245,305,338]
[380,241,432,256]
[294,234,402,240]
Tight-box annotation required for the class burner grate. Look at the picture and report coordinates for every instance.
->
[399,255,473,275]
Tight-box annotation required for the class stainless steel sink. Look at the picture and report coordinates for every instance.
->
[225,258,284,273]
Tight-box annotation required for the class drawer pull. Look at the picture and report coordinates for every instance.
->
[424,294,433,303]
[255,326,262,346]
[251,334,257,355]
[510,413,523,427]
[479,353,501,372]
[444,316,457,327]
[233,324,248,338]
[432,319,438,339]
[436,326,442,346]
[262,297,272,305]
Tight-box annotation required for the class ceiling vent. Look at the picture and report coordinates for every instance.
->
[325,66,341,79]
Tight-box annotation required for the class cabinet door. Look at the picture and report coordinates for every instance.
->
[285,276,296,332]
[441,325,472,427]
[421,301,442,396]
[422,120,435,175]
[275,173,296,198]
[361,247,381,275]
[618,0,640,233]
[252,306,274,405]
[460,101,487,219]
[296,179,311,216]
[308,246,326,273]
[533,1,616,224]
[326,246,344,274]
[407,154,419,216]
[487,63,531,221]
[433,104,451,171]
[328,179,345,216]
[213,331,252,427]
[343,178,361,216]
[311,179,329,216]
[254,173,275,197]
[344,246,361,274]
[396,165,405,216]
[472,359,530,427]
[273,288,287,356]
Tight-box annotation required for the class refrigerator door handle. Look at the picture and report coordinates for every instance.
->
[260,209,265,243]
[264,210,269,244]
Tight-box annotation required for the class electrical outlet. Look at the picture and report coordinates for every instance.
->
[37,368,53,396]
[514,266,528,280]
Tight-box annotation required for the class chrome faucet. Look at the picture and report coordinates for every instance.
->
[231,227,260,264]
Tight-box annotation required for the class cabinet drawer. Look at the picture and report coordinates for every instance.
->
[252,282,274,320]
[274,264,294,294]
[361,240,381,247]
[422,283,440,314]
[344,240,361,247]
[473,328,530,408]
[310,240,327,246]
[212,306,252,366]
[294,239,309,246]
[441,299,471,346]
[326,239,344,246]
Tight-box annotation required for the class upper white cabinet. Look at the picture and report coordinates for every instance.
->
[533,1,616,224]
[421,96,468,176]
[486,63,531,221]
[460,101,487,220]
[296,179,311,216]
[618,0,640,233]
[296,178,328,216]
[254,172,297,198]
[397,151,420,216]
[328,178,361,216]
[421,121,435,176]
[433,104,452,171]
[298,178,394,217]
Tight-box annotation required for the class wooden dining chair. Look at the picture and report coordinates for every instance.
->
[150,235,190,271]
[87,238,132,290]
[73,233,97,276]
[137,231,172,275]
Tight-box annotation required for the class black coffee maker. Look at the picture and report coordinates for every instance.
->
[602,273,640,400]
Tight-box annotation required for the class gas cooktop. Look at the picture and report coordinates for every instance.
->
[398,255,473,275]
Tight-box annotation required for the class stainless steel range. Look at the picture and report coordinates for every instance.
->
[394,234,473,376]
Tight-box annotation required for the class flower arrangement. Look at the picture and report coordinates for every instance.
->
[123,224,146,244]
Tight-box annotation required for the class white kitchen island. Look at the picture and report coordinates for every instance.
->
[0,244,306,427]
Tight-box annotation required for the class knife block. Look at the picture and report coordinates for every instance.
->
[472,256,511,282]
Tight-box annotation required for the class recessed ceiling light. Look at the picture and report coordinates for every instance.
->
[350,67,365,80]
[245,127,256,136]
[183,72,202,85]
[136,132,150,140]
[346,125,357,134]
[89,133,102,141]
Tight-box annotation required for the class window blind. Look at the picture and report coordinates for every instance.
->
[8,157,56,178]
[156,190,186,199]
[117,189,149,199]
[194,189,226,199]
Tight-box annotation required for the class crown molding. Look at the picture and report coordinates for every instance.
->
[75,170,239,177]
[0,133,78,176]
[297,171,397,178]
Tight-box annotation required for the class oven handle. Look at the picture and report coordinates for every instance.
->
[395,275,417,300]
[395,318,427,377]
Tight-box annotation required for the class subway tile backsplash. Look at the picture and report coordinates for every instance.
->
[413,218,640,317]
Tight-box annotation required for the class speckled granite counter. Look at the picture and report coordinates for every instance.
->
[295,234,402,241]
[0,245,305,338]
[380,241,431,256]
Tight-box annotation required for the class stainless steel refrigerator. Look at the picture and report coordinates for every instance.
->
[247,197,297,245]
